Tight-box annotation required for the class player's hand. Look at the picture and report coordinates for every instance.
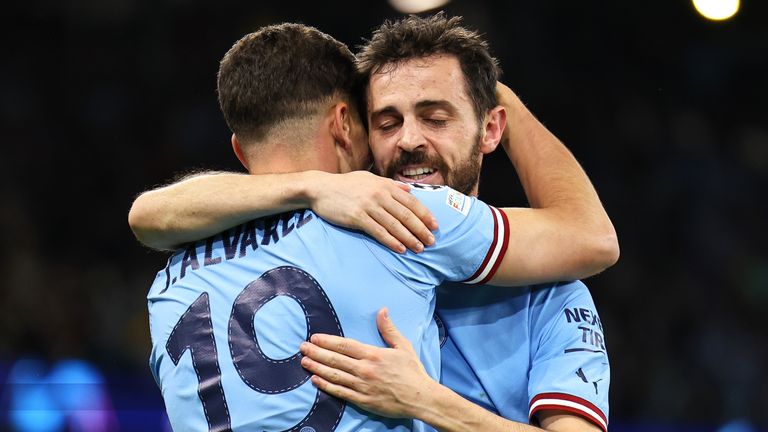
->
[299,308,437,419]
[308,171,438,253]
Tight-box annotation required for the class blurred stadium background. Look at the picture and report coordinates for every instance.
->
[1,0,766,430]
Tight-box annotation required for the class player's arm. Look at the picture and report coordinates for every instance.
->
[525,281,610,431]
[299,309,599,432]
[490,83,619,285]
[128,170,437,253]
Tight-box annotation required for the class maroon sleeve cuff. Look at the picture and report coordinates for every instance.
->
[529,392,608,432]
[462,206,509,284]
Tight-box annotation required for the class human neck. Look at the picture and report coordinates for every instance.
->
[244,139,340,175]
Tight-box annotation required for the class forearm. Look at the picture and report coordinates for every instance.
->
[128,171,319,250]
[299,313,597,432]
[499,87,619,277]
[416,381,543,432]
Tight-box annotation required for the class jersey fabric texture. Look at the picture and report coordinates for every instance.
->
[436,280,610,431]
[146,186,509,432]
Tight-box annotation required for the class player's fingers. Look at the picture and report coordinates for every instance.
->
[309,375,365,406]
[306,334,371,361]
[300,356,360,388]
[375,308,413,353]
[300,341,360,374]
[391,186,438,232]
[393,180,411,193]
[383,197,436,248]
[358,213,407,254]
[369,207,424,254]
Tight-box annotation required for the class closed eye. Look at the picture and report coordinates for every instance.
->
[378,121,400,132]
[426,119,448,128]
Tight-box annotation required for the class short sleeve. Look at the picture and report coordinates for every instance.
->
[362,185,510,290]
[527,281,610,432]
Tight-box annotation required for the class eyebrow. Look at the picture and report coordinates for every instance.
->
[370,99,457,119]
[370,106,399,119]
[414,99,457,113]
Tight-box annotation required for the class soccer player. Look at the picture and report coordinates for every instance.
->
[338,15,613,431]
[302,18,613,430]
[141,22,615,432]
[132,15,618,432]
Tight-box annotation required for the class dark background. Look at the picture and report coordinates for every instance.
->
[1,0,767,430]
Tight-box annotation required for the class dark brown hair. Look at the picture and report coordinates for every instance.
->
[356,13,501,123]
[217,23,361,143]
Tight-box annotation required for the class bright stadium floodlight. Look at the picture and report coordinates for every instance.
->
[389,0,450,14]
[692,0,740,21]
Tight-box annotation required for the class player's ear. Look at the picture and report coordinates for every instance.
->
[330,102,354,156]
[231,134,250,171]
[479,106,506,155]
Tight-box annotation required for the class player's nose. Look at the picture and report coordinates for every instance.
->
[397,120,427,153]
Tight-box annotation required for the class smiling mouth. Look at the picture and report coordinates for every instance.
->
[399,166,436,181]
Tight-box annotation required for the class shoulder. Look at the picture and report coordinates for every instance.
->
[407,184,500,240]
[530,280,595,311]
[409,184,475,216]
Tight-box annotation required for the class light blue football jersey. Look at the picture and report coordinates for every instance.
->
[436,280,610,431]
[146,185,511,432]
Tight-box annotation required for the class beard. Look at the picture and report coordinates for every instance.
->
[379,134,483,196]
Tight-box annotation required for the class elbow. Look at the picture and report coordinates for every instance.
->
[591,226,620,271]
[128,195,174,251]
[127,199,144,237]
[567,227,619,282]
[601,232,621,268]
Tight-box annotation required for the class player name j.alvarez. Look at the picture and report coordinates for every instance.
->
[162,210,314,291]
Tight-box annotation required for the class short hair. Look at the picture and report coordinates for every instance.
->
[356,13,501,123]
[217,23,361,143]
